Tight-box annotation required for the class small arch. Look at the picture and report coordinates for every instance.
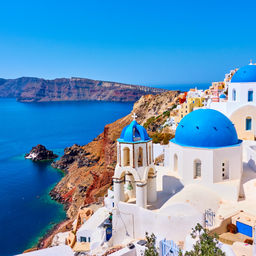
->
[123,147,130,166]
[138,147,143,167]
[232,89,236,101]
[248,90,253,102]
[246,117,252,131]
[149,145,152,164]
[194,159,201,179]
[174,154,178,172]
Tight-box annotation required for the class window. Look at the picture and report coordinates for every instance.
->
[246,117,252,131]
[88,237,91,242]
[123,147,130,166]
[248,90,253,102]
[138,147,143,167]
[194,159,201,179]
[80,237,87,242]
[232,89,236,101]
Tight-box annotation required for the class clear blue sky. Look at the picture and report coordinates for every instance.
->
[0,0,256,85]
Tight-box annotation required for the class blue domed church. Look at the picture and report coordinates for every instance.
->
[113,116,157,208]
[168,109,243,200]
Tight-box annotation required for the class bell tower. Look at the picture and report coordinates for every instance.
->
[113,113,157,208]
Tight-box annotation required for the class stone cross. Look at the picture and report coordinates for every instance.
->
[132,113,137,120]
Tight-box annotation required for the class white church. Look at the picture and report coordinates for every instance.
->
[109,65,256,254]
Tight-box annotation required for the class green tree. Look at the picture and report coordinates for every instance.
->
[144,232,159,256]
[184,223,225,256]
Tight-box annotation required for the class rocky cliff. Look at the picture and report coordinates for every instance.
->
[0,77,166,102]
[50,90,180,218]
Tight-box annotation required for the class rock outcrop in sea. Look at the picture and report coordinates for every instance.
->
[25,144,58,161]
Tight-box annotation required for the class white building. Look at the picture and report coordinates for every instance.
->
[167,108,243,201]
[210,62,256,140]
[111,107,256,249]
[113,117,157,208]
[15,245,74,256]
[76,207,110,250]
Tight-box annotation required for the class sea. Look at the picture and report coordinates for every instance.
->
[0,83,209,256]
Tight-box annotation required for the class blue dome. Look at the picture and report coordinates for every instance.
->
[231,64,256,83]
[172,109,241,148]
[219,94,226,99]
[117,120,151,143]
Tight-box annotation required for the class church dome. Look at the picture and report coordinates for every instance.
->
[219,93,226,99]
[172,109,241,148]
[117,120,151,143]
[231,64,256,83]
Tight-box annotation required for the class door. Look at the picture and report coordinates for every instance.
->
[236,221,252,237]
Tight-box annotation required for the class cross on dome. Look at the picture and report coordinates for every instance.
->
[132,113,137,120]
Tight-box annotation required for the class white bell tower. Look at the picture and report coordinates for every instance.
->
[113,114,157,208]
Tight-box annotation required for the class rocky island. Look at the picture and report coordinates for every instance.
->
[0,76,166,102]
[25,144,58,161]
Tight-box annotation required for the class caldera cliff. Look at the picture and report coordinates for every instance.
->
[0,77,166,102]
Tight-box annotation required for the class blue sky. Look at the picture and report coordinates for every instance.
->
[0,0,256,85]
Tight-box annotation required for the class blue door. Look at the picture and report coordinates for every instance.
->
[106,227,112,241]
[236,221,252,237]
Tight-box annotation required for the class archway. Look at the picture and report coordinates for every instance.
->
[125,172,136,201]
[123,147,130,166]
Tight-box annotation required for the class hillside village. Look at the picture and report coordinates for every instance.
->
[18,62,256,256]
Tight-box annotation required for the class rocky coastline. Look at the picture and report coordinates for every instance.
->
[32,90,180,250]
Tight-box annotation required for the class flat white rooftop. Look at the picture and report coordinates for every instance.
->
[15,245,74,256]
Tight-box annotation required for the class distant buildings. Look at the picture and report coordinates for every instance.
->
[209,62,256,140]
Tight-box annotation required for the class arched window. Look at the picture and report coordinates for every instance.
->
[138,147,143,167]
[149,145,152,164]
[246,117,252,131]
[194,159,201,179]
[248,90,253,102]
[174,154,178,172]
[232,89,236,101]
[123,147,130,166]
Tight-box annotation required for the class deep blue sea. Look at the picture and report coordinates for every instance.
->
[0,83,210,256]
[0,99,133,256]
